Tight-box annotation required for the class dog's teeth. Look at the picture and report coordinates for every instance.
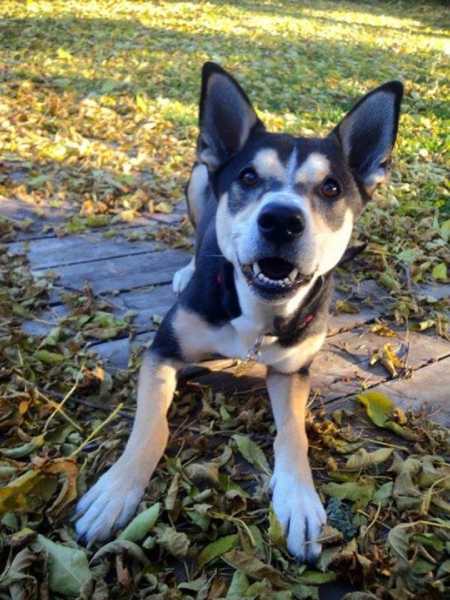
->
[289,269,298,282]
[256,271,293,288]
[252,263,261,276]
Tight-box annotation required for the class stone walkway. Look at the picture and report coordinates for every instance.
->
[5,197,450,426]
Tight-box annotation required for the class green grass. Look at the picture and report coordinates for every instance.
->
[0,0,448,207]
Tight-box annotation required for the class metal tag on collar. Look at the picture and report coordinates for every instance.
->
[245,333,265,361]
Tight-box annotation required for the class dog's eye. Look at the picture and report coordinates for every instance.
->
[320,177,341,199]
[239,167,259,187]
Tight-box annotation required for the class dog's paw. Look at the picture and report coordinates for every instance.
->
[74,465,146,545]
[271,471,326,563]
[172,259,195,294]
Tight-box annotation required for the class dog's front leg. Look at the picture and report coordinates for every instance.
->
[75,351,179,544]
[267,368,326,563]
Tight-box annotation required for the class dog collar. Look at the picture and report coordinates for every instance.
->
[240,275,330,360]
[216,257,332,351]
[271,273,332,345]
[216,243,362,351]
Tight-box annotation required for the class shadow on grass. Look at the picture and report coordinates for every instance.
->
[0,14,442,116]
[176,0,449,33]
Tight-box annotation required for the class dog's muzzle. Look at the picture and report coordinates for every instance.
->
[241,257,314,299]
[240,203,313,299]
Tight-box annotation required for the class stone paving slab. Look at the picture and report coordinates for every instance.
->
[23,284,176,338]
[325,356,450,426]
[326,326,450,370]
[9,226,161,269]
[90,331,157,367]
[4,196,449,427]
[33,248,190,294]
[1,196,184,241]
[415,282,450,302]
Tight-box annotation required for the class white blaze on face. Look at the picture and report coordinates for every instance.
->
[295,152,330,186]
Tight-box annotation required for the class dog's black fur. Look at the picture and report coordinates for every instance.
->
[75,63,403,563]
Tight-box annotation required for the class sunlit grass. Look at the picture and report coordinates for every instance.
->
[0,0,448,288]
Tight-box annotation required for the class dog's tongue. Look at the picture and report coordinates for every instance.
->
[259,257,294,280]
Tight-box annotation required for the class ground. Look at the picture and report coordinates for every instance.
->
[0,1,449,599]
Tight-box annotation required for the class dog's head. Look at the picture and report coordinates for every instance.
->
[198,62,403,303]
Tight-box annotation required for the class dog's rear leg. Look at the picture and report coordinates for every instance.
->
[173,256,195,294]
[172,163,209,294]
[75,351,179,544]
[267,368,326,563]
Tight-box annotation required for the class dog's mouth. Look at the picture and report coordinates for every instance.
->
[241,257,313,295]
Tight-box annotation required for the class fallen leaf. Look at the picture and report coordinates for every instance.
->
[197,534,238,568]
[232,434,271,475]
[118,502,160,542]
[37,534,91,597]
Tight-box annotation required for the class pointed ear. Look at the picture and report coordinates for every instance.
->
[333,81,403,197]
[197,62,264,171]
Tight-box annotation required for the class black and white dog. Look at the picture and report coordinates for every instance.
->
[75,63,403,562]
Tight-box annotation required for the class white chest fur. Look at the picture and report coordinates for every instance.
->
[173,272,326,372]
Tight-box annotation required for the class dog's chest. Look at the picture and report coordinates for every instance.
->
[210,314,324,372]
[213,283,323,370]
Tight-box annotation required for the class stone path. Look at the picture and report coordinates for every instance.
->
[5,197,450,426]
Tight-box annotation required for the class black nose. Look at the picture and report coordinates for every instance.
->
[257,203,305,244]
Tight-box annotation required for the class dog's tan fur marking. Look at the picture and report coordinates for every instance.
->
[253,148,286,181]
[173,306,212,361]
[74,352,179,542]
[215,192,235,262]
[295,152,330,185]
[187,163,209,226]
[270,330,326,374]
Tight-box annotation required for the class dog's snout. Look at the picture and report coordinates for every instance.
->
[258,203,305,244]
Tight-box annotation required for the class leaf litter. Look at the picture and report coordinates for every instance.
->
[0,0,449,598]
[0,243,449,599]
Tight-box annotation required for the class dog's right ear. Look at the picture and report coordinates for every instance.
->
[332,81,403,198]
[198,62,264,171]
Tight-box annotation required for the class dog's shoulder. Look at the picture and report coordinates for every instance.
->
[180,220,241,326]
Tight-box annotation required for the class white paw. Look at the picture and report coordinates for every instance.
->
[75,464,146,545]
[271,471,326,563]
[172,258,195,294]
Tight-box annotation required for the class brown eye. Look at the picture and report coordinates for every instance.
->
[239,167,259,187]
[320,177,341,199]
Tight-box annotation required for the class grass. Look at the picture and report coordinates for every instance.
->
[0,0,448,211]
[0,0,449,301]
[0,2,449,599]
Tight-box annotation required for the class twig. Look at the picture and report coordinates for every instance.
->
[357,509,390,531]
[38,389,83,432]
[364,502,382,537]
[70,402,124,459]
[365,437,409,451]
[43,363,85,432]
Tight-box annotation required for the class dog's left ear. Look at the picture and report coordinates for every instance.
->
[198,62,264,171]
[333,81,403,198]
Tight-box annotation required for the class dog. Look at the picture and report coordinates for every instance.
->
[75,63,403,563]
